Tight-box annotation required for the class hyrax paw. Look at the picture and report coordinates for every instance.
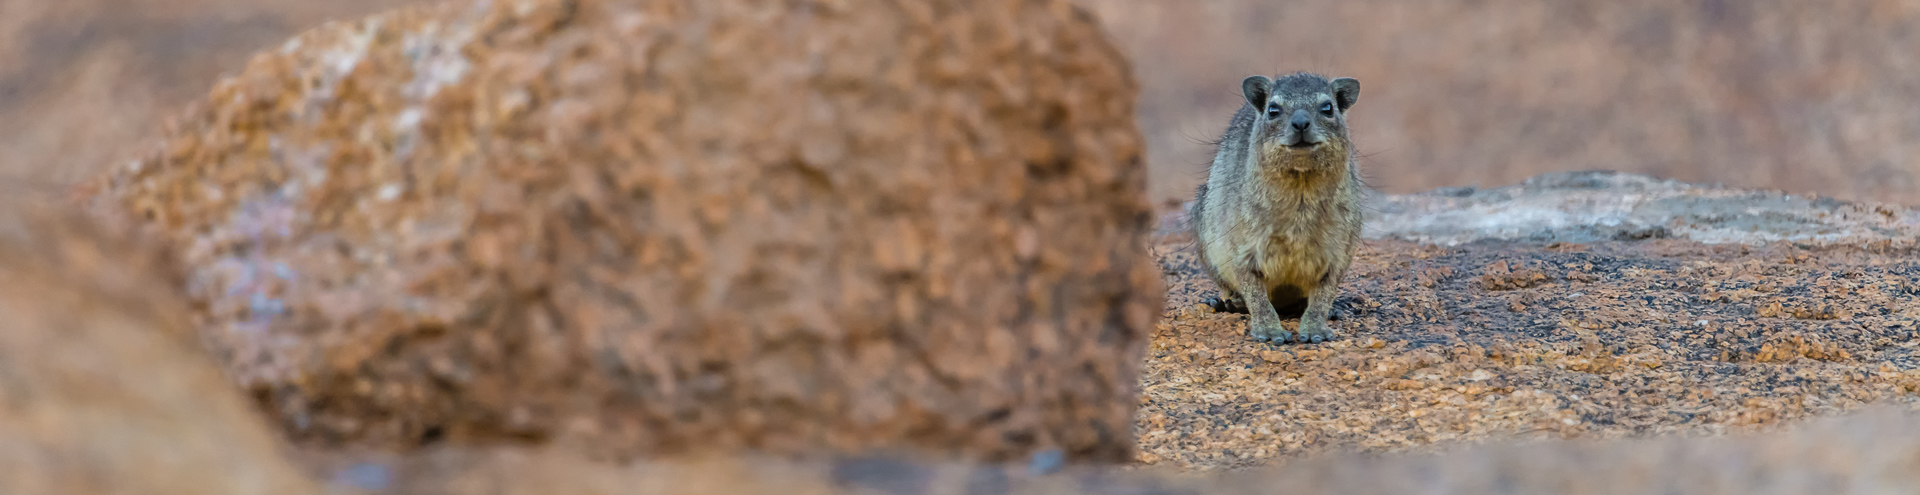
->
[1296,321,1334,344]
[1248,323,1295,344]
[1205,295,1249,314]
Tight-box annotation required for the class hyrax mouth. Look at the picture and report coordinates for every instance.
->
[1280,133,1324,150]
[1278,137,1325,152]
[1261,139,1327,164]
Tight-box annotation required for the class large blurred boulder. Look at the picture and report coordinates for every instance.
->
[0,200,320,495]
[87,0,1157,463]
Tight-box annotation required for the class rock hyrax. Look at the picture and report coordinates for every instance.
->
[1190,72,1364,344]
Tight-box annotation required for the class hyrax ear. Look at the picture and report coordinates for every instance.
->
[1241,75,1273,108]
[1331,77,1360,112]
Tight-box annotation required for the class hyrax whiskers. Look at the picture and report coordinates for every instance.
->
[1191,72,1364,344]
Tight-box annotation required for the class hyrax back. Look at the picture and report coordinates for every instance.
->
[1190,72,1364,344]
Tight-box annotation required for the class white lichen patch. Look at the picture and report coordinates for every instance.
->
[400,22,476,102]
[377,183,404,201]
[311,18,383,104]
[1363,171,1920,246]
[389,4,486,163]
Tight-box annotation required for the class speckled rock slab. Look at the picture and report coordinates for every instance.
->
[1362,170,1920,246]
[85,0,1158,463]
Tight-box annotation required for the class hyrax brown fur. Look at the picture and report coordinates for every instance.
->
[1191,72,1364,344]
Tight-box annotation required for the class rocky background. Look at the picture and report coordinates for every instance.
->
[9,0,1920,205]
[7,0,1920,494]
[1082,0,1920,206]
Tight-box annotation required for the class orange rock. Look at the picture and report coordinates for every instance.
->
[86,0,1157,464]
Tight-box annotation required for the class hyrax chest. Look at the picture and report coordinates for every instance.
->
[1248,201,1345,293]
[1201,182,1351,291]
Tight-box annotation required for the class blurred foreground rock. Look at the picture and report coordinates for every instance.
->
[304,405,1920,494]
[0,200,319,495]
[1209,405,1920,495]
[87,0,1157,463]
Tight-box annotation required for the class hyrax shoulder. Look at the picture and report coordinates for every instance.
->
[1189,72,1365,344]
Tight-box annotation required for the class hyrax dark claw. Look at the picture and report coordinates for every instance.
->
[1205,295,1249,314]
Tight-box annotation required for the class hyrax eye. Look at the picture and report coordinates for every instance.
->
[1266,103,1282,120]
[1320,102,1335,116]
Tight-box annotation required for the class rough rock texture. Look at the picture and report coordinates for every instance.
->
[87,0,1157,463]
[1140,173,1920,469]
[0,199,320,495]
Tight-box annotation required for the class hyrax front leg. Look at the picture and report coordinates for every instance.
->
[1235,271,1292,343]
[1296,279,1339,343]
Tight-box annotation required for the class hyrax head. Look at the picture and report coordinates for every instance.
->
[1242,72,1360,171]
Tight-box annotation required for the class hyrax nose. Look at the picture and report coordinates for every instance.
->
[1289,109,1311,131]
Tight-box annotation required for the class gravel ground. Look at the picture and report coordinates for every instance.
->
[1137,212,1920,470]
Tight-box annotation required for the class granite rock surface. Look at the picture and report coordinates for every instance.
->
[87,0,1158,464]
